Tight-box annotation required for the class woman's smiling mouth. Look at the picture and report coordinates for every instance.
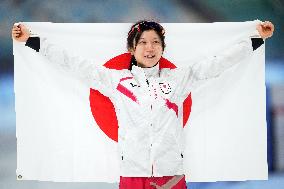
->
[145,55,155,59]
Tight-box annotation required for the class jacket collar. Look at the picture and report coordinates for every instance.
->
[132,62,160,78]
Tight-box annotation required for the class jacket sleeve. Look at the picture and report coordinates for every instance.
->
[25,37,119,98]
[173,33,263,100]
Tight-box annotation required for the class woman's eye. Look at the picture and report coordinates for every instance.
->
[154,41,160,44]
[139,41,146,44]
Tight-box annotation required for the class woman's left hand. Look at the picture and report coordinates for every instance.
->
[257,21,274,39]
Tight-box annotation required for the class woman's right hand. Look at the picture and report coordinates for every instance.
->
[11,23,30,42]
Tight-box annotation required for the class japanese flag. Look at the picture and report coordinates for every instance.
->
[14,22,267,182]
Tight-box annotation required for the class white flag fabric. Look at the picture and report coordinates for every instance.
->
[14,22,267,182]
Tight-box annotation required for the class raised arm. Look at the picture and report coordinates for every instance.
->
[12,23,120,98]
[173,21,274,99]
[191,20,274,81]
[190,36,255,81]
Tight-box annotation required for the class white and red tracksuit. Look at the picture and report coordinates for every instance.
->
[37,31,257,177]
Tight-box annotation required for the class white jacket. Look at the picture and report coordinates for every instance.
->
[38,33,256,177]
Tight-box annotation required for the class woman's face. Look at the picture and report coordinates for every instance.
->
[130,30,163,68]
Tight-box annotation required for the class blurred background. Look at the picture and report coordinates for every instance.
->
[0,0,283,188]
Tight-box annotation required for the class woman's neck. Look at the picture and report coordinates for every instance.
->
[137,62,159,68]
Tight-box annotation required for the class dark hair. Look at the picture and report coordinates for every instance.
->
[127,20,166,51]
[127,20,166,70]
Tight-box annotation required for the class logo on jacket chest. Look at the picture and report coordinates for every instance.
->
[159,82,172,94]
[130,82,141,88]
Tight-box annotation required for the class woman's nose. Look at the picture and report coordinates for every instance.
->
[145,43,154,51]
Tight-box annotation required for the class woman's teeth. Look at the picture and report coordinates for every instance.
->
[145,55,155,58]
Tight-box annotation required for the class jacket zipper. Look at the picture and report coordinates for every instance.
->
[146,78,154,177]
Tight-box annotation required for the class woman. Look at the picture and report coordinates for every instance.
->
[12,20,274,189]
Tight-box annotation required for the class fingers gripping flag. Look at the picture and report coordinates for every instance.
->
[14,22,267,182]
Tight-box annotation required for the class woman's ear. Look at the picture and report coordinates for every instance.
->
[128,48,134,55]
